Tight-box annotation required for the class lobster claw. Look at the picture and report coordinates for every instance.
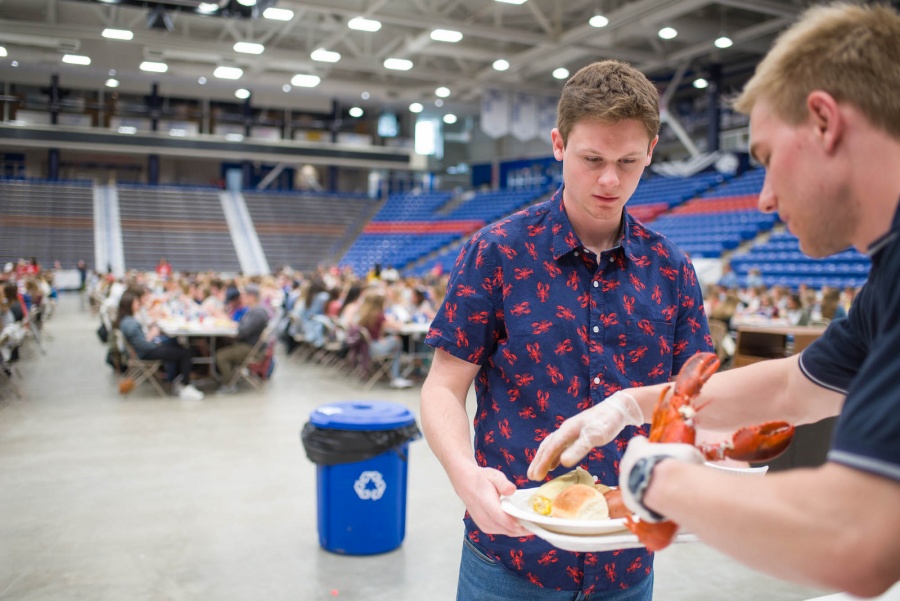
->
[672,352,720,399]
[701,421,796,462]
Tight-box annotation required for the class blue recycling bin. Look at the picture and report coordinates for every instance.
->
[302,401,420,555]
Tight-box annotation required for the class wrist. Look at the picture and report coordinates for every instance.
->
[627,455,669,522]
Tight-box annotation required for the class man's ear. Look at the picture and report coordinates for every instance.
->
[646,135,659,166]
[807,90,843,154]
[551,128,565,161]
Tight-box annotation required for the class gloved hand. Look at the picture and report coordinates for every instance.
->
[619,436,704,522]
[527,391,644,481]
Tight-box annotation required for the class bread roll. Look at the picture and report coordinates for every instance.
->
[551,484,610,520]
[530,467,595,515]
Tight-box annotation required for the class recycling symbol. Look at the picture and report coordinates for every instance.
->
[353,470,387,501]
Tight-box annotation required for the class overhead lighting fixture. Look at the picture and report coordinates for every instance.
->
[443,114,458,124]
[234,42,264,54]
[117,126,137,134]
[409,102,424,113]
[361,91,370,100]
[105,78,120,88]
[214,66,243,79]
[348,16,382,32]
[197,3,218,14]
[349,107,364,118]
[311,48,341,63]
[198,76,207,84]
[0,47,7,58]
[10,61,18,67]
[492,58,509,71]
[435,86,451,98]
[140,61,168,73]
[714,36,733,49]
[693,77,709,89]
[384,58,413,71]
[235,89,251,100]
[434,99,444,107]
[589,15,609,28]
[495,0,527,4]
[236,0,256,6]
[263,7,294,21]
[282,84,291,92]
[225,133,244,141]
[552,67,569,80]
[102,28,134,41]
[62,54,91,65]
[291,73,321,87]
[658,27,678,40]
[430,29,463,43]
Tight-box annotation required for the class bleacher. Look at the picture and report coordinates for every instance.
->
[627,172,727,222]
[0,178,94,268]
[244,190,375,272]
[117,184,241,273]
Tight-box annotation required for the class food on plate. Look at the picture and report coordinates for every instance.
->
[530,467,594,515]
[551,484,610,520]
[601,488,631,519]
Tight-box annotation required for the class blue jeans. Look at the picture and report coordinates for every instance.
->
[457,538,653,601]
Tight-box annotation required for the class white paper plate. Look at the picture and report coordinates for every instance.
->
[519,520,699,553]
[500,488,629,535]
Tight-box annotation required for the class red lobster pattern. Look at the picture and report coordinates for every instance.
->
[426,189,712,594]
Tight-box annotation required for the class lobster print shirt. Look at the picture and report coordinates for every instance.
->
[425,188,712,594]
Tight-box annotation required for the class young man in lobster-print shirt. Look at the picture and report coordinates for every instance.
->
[421,60,711,599]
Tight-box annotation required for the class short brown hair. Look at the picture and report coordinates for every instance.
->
[556,60,660,145]
[734,2,900,139]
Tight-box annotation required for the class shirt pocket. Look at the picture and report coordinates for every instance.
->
[624,318,675,385]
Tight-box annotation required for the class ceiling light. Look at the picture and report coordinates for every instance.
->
[0,47,7,58]
[714,36,733,49]
[434,99,444,107]
[10,61,18,67]
[361,91,370,100]
[443,114,458,124]
[589,15,609,28]
[102,28,133,41]
[311,48,341,63]
[282,84,291,92]
[108,69,116,76]
[236,0,256,6]
[235,89,251,100]
[349,107,364,118]
[348,17,382,32]
[140,61,168,73]
[658,27,678,40]
[197,3,218,13]
[435,86,451,98]
[693,77,709,89]
[105,78,120,88]
[214,66,243,79]
[495,0,527,4]
[117,126,137,134]
[198,76,207,84]
[552,67,569,80]
[234,42,264,54]
[291,74,321,87]
[263,7,294,21]
[492,59,509,71]
[62,54,91,65]
[226,133,244,141]
[409,102,424,113]
[430,29,463,43]
[384,58,413,71]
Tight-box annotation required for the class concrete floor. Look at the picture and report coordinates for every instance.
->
[0,294,833,601]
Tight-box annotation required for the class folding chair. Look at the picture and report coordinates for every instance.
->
[352,326,395,390]
[120,336,168,398]
[225,325,276,391]
[0,329,24,400]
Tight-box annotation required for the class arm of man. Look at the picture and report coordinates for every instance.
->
[530,354,844,479]
[421,349,531,537]
[646,460,900,597]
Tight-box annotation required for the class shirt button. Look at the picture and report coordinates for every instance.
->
[574,251,579,257]
[593,281,599,288]
[593,377,600,385]
[593,326,599,333]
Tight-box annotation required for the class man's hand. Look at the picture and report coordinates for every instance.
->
[453,465,532,538]
[528,391,644,481]
[619,436,704,522]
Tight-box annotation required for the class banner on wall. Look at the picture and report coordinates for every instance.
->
[480,89,512,139]
[510,92,538,141]
[537,95,558,138]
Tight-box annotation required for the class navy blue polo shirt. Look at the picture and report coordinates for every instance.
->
[425,187,712,594]
[800,202,900,482]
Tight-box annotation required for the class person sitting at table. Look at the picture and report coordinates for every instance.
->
[216,285,269,394]
[355,290,413,389]
[115,290,204,401]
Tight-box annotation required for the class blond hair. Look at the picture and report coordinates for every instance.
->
[734,2,900,139]
[556,60,660,145]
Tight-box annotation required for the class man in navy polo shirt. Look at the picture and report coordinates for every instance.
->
[530,3,900,597]
[421,60,711,599]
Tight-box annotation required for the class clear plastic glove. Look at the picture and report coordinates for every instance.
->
[527,391,644,481]
[619,435,704,522]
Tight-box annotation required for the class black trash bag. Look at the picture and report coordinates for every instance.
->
[301,422,421,466]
